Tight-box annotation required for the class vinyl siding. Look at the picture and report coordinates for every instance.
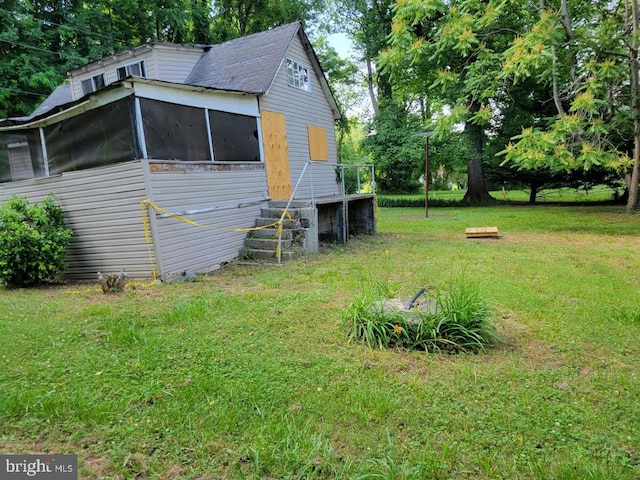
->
[146,162,269,279]
[0,161,152,280]
[152,46,204,84]
[70,45,205,101]
[259,35,340,199]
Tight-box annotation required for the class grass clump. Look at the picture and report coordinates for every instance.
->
[345,277,499,353]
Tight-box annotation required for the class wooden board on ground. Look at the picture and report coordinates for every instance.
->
[465,226,499,238]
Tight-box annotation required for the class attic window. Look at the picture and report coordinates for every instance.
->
[117,60,146,80]
[81,73,106,96]
[286,59,310,92]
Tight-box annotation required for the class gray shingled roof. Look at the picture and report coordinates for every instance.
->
[29,84,73,118]
[0,84,73,126]
[185,22,301,94]
[2,21,340,126]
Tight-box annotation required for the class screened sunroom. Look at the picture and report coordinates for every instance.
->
[0,79,263,184]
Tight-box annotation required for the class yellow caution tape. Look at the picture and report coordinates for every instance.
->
[138,200,159,288]
[142,199,284,233]
[141,199,292,268]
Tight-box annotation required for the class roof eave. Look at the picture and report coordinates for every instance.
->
[0,78,259,131]
[296,27,342,121]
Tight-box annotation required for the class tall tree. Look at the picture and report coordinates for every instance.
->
[361,100,425,193]
[312,37,361,162]
[210,0,323,41]
[0,1,65,117]
[381,0,534,204]
[498,0,638,209]
[328,0,395,113]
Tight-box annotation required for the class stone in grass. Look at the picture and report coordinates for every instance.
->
[373,295,439,325]
[97,272,127,294]
[182,269,198,282]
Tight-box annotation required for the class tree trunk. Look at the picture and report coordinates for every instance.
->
[529,180,539,205]
[463,102,493,204]
[628,0,640,211]
[366,58,379,114]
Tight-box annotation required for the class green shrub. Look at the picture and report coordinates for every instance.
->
[0,195,72,287]
[344,278,499,353]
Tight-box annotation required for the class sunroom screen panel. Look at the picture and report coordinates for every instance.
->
[140,98,210,161]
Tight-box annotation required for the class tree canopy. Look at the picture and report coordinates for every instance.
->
[3,0,640,207]
[376,0,639,206]
[0,0,325,118]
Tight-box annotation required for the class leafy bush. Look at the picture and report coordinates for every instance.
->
[0,195,72,287]
[344,278,499,353]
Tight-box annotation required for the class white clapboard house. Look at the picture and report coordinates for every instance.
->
[0,22,376,280]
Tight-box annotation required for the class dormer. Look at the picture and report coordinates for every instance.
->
[68,43,206,101]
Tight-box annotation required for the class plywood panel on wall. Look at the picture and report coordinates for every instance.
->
[307,125,328,161]
[261,110,292,200]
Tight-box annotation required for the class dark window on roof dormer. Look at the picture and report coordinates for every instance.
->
[117,60,147,80]
[81,73,106,96]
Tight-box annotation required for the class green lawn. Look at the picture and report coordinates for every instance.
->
[1,206,639,479]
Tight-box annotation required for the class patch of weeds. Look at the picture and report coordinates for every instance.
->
[99,316,146,347]
[239,248,254,261]
[611,307,640,326]
[162,294,223,324]
[344,277,499,353]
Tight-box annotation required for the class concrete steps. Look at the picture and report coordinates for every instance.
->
[241,202,312,263]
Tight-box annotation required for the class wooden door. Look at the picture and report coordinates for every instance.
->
[261,110,292,200]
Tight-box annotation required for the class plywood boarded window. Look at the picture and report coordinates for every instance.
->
[262,110,292,200]
[307,126,328,161]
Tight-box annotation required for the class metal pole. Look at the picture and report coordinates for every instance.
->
[425,135,429,218]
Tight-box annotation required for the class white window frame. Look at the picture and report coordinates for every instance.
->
[286,58,310,92]
[117,60,147,80]
[81,73,107,96]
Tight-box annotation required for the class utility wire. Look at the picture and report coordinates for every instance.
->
[0,87,47,97]
[0,38,73,58]
[0,6,123,44]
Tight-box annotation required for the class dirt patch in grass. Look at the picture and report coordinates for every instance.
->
[496,314,568,369]
[0,438,114,479]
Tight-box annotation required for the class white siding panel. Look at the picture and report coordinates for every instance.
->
[147,165,269,278]
[0,162,153,280]
[69,45,204,101]
[154,48,203,84]
[260,35,340,199]
[134,82,259,116]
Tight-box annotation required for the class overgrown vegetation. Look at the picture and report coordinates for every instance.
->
[345,278,498,353]
[0,195,72,287]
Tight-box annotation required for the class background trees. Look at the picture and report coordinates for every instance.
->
[498,0,639,210]
[0,0,324,118]
[2,0,639,207]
